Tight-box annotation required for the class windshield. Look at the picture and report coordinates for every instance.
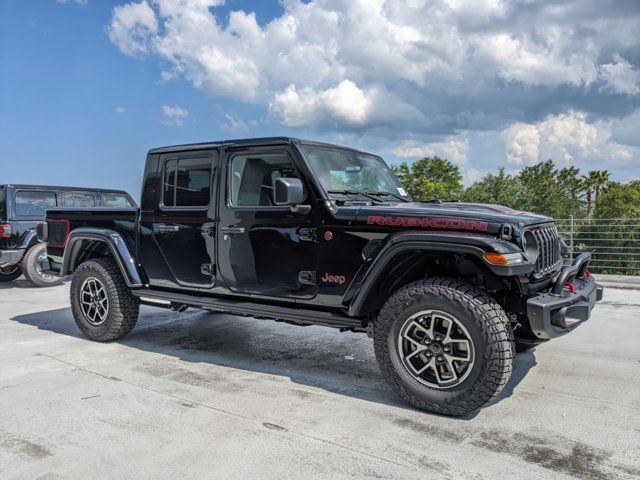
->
[301,145,410,201]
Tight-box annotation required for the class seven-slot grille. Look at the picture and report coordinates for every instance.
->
[530,224,562,275]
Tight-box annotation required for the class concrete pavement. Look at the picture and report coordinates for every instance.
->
[1,278,639,479]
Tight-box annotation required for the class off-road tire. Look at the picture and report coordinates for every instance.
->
[71,257,139,341]
[374,277,514,416]
[22,243,64,287]
[0,265,22,282]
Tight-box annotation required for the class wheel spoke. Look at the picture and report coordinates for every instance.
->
[443,357,459,381]
[414,356,436,375]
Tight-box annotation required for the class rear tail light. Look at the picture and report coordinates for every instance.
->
[47,219,70,247]
[0,224,11,238]
[36,222,48,242]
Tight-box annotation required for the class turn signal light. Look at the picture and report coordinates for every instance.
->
[483,252,527,266]
[484,252,508,266]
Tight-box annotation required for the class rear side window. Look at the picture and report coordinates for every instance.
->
[15,191,57,216]
[64,192,96,207]
[162,157,212,207]
[102,193,134,208]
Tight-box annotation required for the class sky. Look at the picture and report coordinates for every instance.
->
[1,0,639,200]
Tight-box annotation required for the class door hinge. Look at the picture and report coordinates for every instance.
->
[201,263,215,276]
[298,271,317,285]
[298,228,316,242]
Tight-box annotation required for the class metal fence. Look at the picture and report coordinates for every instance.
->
[556,218,640,275]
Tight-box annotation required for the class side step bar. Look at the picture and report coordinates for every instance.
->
[132,289,365,330]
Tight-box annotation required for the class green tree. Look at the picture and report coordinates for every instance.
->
[463,168,521,207]
[391,156,463,201]
[594,180,640,219]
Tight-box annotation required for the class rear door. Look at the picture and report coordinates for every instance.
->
[140,151,219,290]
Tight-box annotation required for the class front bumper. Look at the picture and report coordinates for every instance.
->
[0,248,25,268]
[527,253,603,339]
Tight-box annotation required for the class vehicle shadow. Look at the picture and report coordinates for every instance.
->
[0,277,33,289]
[10,306,536,418]
[0,277,70,290]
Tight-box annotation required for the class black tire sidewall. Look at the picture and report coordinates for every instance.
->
[71,261,118,340]
[0,265,22,282]
[386,292,489,404]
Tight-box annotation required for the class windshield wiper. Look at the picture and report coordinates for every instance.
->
[327,189,383,203]
[365,191,409,202]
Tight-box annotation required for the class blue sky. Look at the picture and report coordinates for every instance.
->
[1,1,639,200]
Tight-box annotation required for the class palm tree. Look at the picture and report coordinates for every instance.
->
[593,170,611,206]
[581,172,597,217]
[581,170,611,216]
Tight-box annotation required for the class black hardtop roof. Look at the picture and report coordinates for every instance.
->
[1,184,131,195]
[147,137,376,155]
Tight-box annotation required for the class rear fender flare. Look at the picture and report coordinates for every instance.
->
[61,228,142,287]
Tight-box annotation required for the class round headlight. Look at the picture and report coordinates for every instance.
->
[522,230,539,263]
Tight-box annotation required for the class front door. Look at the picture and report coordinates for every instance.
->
[142,151,218,290]
[217,146,317,299]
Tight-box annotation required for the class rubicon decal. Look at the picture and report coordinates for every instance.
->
[366,215,489,232]
[321,273,347,284]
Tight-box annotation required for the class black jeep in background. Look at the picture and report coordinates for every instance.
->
[39,138,602,415]
[0,184,135,286]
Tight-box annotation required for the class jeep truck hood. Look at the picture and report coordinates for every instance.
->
[352,202,553,235]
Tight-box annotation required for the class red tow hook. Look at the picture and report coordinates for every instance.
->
[565,281,575,294]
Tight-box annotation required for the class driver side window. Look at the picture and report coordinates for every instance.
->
[230,153,300,207]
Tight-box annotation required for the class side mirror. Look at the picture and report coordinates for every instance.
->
[273,177,310,214]
[274,177,305,206]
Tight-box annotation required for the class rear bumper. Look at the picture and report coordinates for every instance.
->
[0,248,25,268]
[527,253,603,339]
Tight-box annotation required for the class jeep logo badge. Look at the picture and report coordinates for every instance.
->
[321,272,346,284]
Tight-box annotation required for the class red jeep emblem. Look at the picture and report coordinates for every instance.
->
[321,273,346,285]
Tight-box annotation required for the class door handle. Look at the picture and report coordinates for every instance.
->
[220,226,245,236]
[156,224,180,233]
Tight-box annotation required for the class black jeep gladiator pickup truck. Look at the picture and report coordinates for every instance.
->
[39,137,603,415]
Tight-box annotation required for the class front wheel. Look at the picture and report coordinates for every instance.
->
[374,278,514,416]
[70,257,139,341]
[22,243,64,287]
[0,264,22,282]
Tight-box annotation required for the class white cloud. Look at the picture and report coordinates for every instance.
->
[115,106,127,114]
[107,1,640,112]
[107,1,158,56]
[600,55,640,96]
[57,0,89,5]
[394,137,470,164]
[106,1,640,176]
[503,111,634,167]
[162,104,188,125]
[222,112,249,133]
[269,80,423,128]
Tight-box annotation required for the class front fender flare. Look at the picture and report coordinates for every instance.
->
[61,228,143,288]
[346,231,531,317]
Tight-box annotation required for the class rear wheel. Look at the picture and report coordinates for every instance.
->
[374,278,514,416]
[0,264,22,282]
[22,243,63,287]
[70,257,139,341]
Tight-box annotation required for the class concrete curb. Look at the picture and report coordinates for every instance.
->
[593,274,640,290]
